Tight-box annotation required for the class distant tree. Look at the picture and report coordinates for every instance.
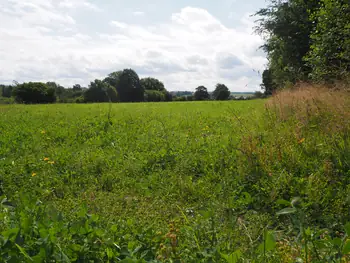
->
[164,91,173,102]
[261,69,276,95]
[107,69,144,102]
[253,91,265,99]
[0,85,13,98]
[194,86,209,101]
[104,71,122,89]
[186,95,193,101]
[46,82,65,96]
[84,79,118,103]
[72,84,82,92]
[145,90,166,102]
[174,96,187,101]
[141,77,173,102]
[212,83,230,100]
[140,77,165,91]
[13,82,56,104]
[171,91,193,97]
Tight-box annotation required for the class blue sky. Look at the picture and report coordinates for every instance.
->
[0,0,268,91]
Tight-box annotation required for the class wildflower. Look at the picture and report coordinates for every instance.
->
[41,130,46,134]
[298,138,305,144]
[43,157,50,161]
[48,161,55,165]
[32,172,37,177]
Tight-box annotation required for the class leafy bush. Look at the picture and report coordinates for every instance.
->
[306,0,350,81]
[84,80,118,103]
[144,90,166,102]
[13,82,56,104]
[0,97,15,104]
[212,84,230,100]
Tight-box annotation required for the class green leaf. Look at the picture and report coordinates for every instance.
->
[333,237,342,248]
[258,231,276,253]
[344,222,350,236]
[265,231,276,251]
[342,240,350,255]
[15,243,33,262]
[276,207,297,215]
[291,197,301,207]
[2,228,20,244]
[276,199,291,206]
[106,247,114,259]
[221,250,242,263]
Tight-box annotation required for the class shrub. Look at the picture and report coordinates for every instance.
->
[144,90,166,102]
[13,82,56,104]
[84,80,118,103]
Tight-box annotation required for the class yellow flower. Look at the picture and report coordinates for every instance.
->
[32,172,37,177]
[41,130,46,134]
[298,138,305,144]
[48,161,55,165]
[44,157,50,161]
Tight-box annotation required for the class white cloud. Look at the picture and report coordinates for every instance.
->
[0,3,266,91]
[59,0,102,12]
[132,11,145,16]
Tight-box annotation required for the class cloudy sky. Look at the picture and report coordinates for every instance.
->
[0,0,268,91]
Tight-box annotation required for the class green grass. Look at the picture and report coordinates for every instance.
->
[1,94,350,262]
[0,101,264,220]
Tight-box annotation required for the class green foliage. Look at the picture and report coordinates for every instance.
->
[255,0,319,87]
[140,77,165,92]
[46,82,86,103]
[84,79,118,103]
[144,90,166,102]
[142,77,172,102]
[256,0,349,86]
[0,87,349,261]
[0,85,13,98]
[116,69,144,102]
[194,86,209,101]
[306,0,350,81]
[260,69,276,95]
[12,82,56,104]
[212,84,230,100]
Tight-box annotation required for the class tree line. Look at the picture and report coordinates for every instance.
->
[257,0,349,95]
[0,69,239,104]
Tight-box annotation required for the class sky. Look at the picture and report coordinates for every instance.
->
[0,0,268,92]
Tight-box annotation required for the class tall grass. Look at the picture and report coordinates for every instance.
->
[0,86,350,262]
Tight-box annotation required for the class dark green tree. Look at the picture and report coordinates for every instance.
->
[164,91,173,102]
[46,82,65,100]
[212,83,230,100]
[13,82,56,104]
[84,79,118,103]
[261,69,276,95]
[145,90,166,102]
[72,84,82,92]
[104,71,122,89]
[106,69,144,102]
[194,86,209,101]
[255,0,320,87]
[0,85,13,98]
[140,77,165,91]
[306,0,350,81]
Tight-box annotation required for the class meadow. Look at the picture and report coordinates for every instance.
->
[1,87,350,262]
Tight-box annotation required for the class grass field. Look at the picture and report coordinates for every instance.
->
[1,89,350,262]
